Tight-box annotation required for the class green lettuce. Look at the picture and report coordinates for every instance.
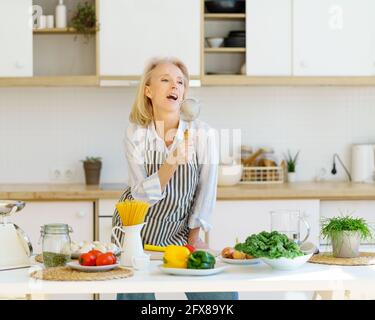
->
[234,231,303,259]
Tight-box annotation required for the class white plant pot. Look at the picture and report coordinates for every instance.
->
[331,231,361,258]
[287,172,297,182]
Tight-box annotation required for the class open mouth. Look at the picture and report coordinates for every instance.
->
[166,93,178,101]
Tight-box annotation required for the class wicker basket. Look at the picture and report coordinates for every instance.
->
[240,166,284,184]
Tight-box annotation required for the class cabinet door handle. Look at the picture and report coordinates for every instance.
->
[77,211,87,218]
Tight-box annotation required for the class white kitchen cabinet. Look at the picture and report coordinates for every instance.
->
[99,0,200,77]
[11,201,94,300]
[293,0,375,76]
[99,216,113,243]
[99,199,117,217]
[0,0,33,76]
[209,200,320,250]
[209,200,318,300]
[98,199,118,245]
[100,0,200,76]
[246,0,292,76]
[320,201,375,245]
[11,201,94,254]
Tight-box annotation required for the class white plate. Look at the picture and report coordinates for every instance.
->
[220,257,261,265]
[66,261,120,272]
[158,264,228,276]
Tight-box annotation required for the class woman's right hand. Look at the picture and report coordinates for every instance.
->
[166,138,194,165]
[158,139,192,191]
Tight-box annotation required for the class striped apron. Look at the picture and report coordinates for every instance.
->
[112,136,200,246]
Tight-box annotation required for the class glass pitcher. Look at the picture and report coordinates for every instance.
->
[270,210,310,245]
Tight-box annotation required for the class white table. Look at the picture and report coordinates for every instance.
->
[1,261,375,299]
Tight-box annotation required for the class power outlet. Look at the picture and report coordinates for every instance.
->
[49,168,62,181]
[49,166,76,182]
[63,168,75,182]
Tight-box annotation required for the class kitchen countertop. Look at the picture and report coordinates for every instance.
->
[0,182,375,201]
[1,260,375,296]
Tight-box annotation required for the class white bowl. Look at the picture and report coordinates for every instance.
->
[260,253,313,271]
[218,164,243,186]
[207,37,224,48]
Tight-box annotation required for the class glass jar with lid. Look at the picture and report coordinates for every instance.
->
[40,223,73,268]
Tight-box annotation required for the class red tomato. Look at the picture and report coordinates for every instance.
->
[184,244,196,254]
[79,252,97,266]
[96,252,116,266]
[106,252,117,264]
[88,249,103,259]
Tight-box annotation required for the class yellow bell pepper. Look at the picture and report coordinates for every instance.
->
[163,245,191,269]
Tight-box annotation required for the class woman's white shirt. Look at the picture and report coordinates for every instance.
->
[123,119,218,232]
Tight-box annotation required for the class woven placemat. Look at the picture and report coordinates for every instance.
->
[309,252,375,266]
[30,266,133,281]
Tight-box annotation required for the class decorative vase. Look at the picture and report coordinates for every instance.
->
[331,231,361,258]
[83,161,102,185]
[287,172,297,182]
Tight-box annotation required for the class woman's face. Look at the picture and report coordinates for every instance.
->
[145,63,186,115]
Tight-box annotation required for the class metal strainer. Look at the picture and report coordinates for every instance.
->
[180,98,201,122]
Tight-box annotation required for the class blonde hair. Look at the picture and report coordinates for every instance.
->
[129,57,190,127]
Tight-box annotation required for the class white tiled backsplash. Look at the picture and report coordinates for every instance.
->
[1,86,375,183]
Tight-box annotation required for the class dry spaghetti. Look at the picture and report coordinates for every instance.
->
[116,200,150,226]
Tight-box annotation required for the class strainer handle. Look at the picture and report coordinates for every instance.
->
[299,215,311,244]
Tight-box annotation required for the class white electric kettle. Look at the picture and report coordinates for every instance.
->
[352,144,375,183]
[0,200,33,271]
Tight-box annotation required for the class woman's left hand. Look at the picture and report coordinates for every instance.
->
[188,227,208,249]
[188,237,208,249]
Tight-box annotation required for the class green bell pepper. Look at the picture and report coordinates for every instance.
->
[187,250,216,269]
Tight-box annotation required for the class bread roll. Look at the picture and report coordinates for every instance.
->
[243,148,266,166]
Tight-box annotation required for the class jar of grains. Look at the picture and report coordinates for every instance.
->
[40,224,73,267]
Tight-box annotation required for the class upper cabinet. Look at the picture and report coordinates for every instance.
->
[99,0,201,77]
[0,0,33,77]
[293,0,375,76]
[3,0,375,86]
[246,0,292,76]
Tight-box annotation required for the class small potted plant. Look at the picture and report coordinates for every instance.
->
[284,150,300,182]
[321,215,373,258]
[82,157,102,185]
[70,1,98,41]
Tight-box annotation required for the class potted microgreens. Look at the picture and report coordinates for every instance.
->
[284,150,300,182]
[82,157,102,185]
[321,215,373,258]
[70,1,98,42]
